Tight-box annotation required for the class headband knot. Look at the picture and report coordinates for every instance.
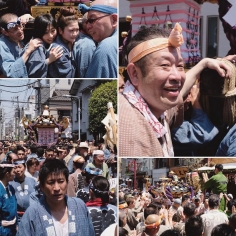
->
[78,4,117,14]
[14,159,25,165]
[128,23,184,63]
[89,182,108,195]
[144,220,161,229]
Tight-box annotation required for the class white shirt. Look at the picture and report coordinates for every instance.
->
[201,209,228,236]
[52,216,69,236]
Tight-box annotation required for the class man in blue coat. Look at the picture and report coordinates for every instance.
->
[17,159,95,236]
[78,0,117,78]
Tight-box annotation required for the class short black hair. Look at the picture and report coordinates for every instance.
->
[144,203,158,219]
[183,203,196,218]
[215,164,223,172]
[0,161,14,180]
[36,147,44,157]
[208,194,220,209]
[33,14,56,40]
[30,145,38,154]
[185,216,203,236]
[39,159,69,186]
[211,223,235,236]
[17,146,25,153]
[182,195,190,203]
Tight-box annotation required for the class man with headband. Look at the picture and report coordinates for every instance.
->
[119,23,231,157]
[78,0,117,78]
[0,13,42,77]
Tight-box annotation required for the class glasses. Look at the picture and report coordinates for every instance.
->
[86,14,110,24]
[4,18,25,33]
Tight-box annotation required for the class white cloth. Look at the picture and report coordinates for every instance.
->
[25,170,39,181]
[100,223,117,236]
[201,209,228,236]
[52,216,69,236]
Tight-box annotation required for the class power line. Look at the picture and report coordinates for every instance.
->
[1,88,29,93]
[0,80,38,87]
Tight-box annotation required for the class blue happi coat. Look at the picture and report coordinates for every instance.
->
[47,35,76,78]
[74,32,96,78]
[0,35,28,78]
[85,29,117,78]
[10,176,37,212]
[16,195,95,236]
[22,42,50,78]
[0,181,17,235]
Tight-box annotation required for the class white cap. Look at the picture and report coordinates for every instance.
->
[92,150,104,156]
[79,142,89,149]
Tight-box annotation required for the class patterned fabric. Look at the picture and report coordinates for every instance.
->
[0,35,27,78]
[76,186,89,203]
[67,170,84,197]
[87,204,117,236]
[16,195,95,236]
[123,81,167,138]
[85,29,117,78]
[201,210,228,236]
[120,84,178,157]
[0,182,17,236]
[10,176,37,212]
[119,93,163,157]
[86,162,110,179]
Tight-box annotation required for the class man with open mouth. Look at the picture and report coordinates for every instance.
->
[119,23,231,157]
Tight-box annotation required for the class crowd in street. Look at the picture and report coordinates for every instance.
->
[0,0,117,78]
[119,164,236,236]
[0,139,117,235]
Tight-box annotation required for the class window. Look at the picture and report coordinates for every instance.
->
[68,79,71,85]
[56,79,59,84]
[207,16,218,58]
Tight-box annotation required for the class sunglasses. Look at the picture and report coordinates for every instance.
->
[86,14,110,24]
[2,18,25,31]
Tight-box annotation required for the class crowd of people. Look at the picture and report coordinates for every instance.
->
[0,0,117,78]
[119,164,236,236]
[0,139,118,235]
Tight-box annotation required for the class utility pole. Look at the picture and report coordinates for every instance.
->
[15,96,20,141]
[133,158,137,189]
[33,80,42,116]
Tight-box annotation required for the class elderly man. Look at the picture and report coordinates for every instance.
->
[119,23,231,157]
[74,13,96,78]
[86,150,110,179]
[78,0,117,78]
[0,13,42,77]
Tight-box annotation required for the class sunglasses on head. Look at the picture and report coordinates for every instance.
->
[2,18,23,31]
[86,14,110,24]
